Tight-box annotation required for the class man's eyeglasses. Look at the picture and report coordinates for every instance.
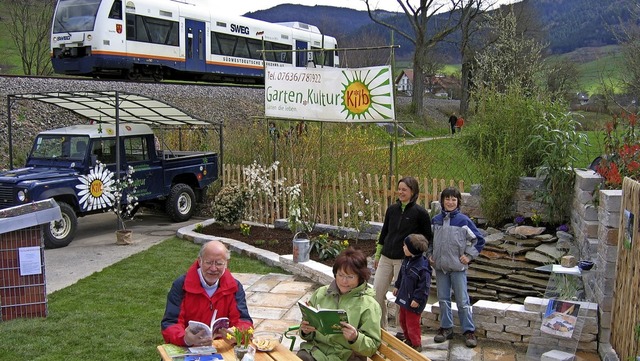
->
[202,260,227,268]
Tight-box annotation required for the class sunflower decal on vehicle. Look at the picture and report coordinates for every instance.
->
[76,163,116,211]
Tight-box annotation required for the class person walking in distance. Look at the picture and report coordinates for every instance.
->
[373,176,433,338]
[429,187,485,348]
[448,114,457,135]
[392,234,431,351]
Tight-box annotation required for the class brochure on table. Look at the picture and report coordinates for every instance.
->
[525,266,589,360]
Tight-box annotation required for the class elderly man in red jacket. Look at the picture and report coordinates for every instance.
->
[161,240,253,346]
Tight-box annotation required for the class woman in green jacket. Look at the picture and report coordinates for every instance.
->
[297,248,382,361]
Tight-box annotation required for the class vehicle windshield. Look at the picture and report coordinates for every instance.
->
[53,0,101,33]
[31,135,90,161]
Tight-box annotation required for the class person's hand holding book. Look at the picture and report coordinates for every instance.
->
[184,324,213,347]
[299,320,316,335]
[339,321,359,342]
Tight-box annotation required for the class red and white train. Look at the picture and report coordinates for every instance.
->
[51,0,339,83]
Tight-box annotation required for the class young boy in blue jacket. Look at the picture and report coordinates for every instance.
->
[392,233,431,352]
[429,187,485,348]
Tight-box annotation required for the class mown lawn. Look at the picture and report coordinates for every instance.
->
[0,237,284,361]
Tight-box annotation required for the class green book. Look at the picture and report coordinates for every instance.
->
[298,301,348,335]
[160,344,217,359]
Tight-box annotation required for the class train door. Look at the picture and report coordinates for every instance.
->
[295,40,309,67]
[185,19,206,73]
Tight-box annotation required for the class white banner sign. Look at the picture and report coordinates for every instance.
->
[264,65,395,122]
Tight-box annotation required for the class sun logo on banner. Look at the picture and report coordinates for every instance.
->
[76,163,116,211]
[341,66,394,120]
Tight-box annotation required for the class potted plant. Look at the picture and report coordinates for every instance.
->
[226,325,254,360]
[77,161,138,245]
[112,165,138,245]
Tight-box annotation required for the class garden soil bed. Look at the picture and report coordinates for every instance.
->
[199,223,378,267]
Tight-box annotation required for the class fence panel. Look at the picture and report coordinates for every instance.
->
[611,177,640,360]
[221,164,465,227]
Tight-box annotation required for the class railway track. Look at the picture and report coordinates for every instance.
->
[0,73,263,89]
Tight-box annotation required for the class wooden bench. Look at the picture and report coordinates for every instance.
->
[371,329,430,361]
[284,327,430,361]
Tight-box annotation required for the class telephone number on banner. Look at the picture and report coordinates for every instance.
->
[267,71,322,83]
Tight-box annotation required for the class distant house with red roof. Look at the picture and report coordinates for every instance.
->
[395,69,414,94]
[394,69,461,99]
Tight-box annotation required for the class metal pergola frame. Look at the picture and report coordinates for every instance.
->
[6,90,224,176]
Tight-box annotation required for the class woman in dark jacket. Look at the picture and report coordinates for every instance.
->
[373,176,432,330]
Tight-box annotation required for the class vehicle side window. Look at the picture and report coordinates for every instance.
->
[124,136,148,163]
[108,0,122,20]
[92,139,116,164]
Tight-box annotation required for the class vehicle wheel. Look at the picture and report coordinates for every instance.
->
[126,69,140,81]
[152,68,164,82]
[43,202,77,249]
[166,183,195,222]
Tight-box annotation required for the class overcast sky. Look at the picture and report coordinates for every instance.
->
[218,0,520,16]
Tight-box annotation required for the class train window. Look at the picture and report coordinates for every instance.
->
[271,43,292,64]
[125,14,178,46]
[312,47,333,67]
[234,38,250,58]
[53,0,100,33]
[108,0,122,20]
[134,17,150,42]
[146,17,176,45]
[212,33,237,56]
[211,31,292,64]
[247,39,263,60]
[126,13,135,39]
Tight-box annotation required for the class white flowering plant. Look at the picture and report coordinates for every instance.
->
[112,165,139,230]
[242,161,307,230]
[210,185,248,226]
[287,184,315,233]
[339,178,380,242]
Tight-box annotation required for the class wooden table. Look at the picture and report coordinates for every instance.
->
[157,339,302,361]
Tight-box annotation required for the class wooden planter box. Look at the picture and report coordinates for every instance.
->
[0,199,61,321]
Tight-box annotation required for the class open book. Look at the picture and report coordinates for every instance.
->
[298,301,348,335]
[188,310,229,339]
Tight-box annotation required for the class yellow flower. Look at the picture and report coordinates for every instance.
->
[228,326,254,347]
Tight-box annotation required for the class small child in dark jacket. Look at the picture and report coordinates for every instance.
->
[392,234,431,352]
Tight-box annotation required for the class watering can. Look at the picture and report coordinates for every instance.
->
[292,232,311,263]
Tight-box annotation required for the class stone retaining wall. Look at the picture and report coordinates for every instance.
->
[570,170,622,361]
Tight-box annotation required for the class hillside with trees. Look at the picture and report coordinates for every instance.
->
[246,0,634,61]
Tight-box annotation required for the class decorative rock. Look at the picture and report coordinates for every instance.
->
[561,255,577,268]
[541,349,575,361]
[508,225,547,237]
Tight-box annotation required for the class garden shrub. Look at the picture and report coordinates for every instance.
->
[461,88,585,225]
[210,184,247,226]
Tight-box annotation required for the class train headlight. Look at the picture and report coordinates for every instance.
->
[87,35,92,41]
[17,190,27,202]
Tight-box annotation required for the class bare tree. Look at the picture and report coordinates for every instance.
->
[338,30,392,68]
[5,0,55,75]
[472,5,545,95]
[458,1,493,116]
[363,0,477,117]
[617,3,640,102]
[545,58,579,102]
